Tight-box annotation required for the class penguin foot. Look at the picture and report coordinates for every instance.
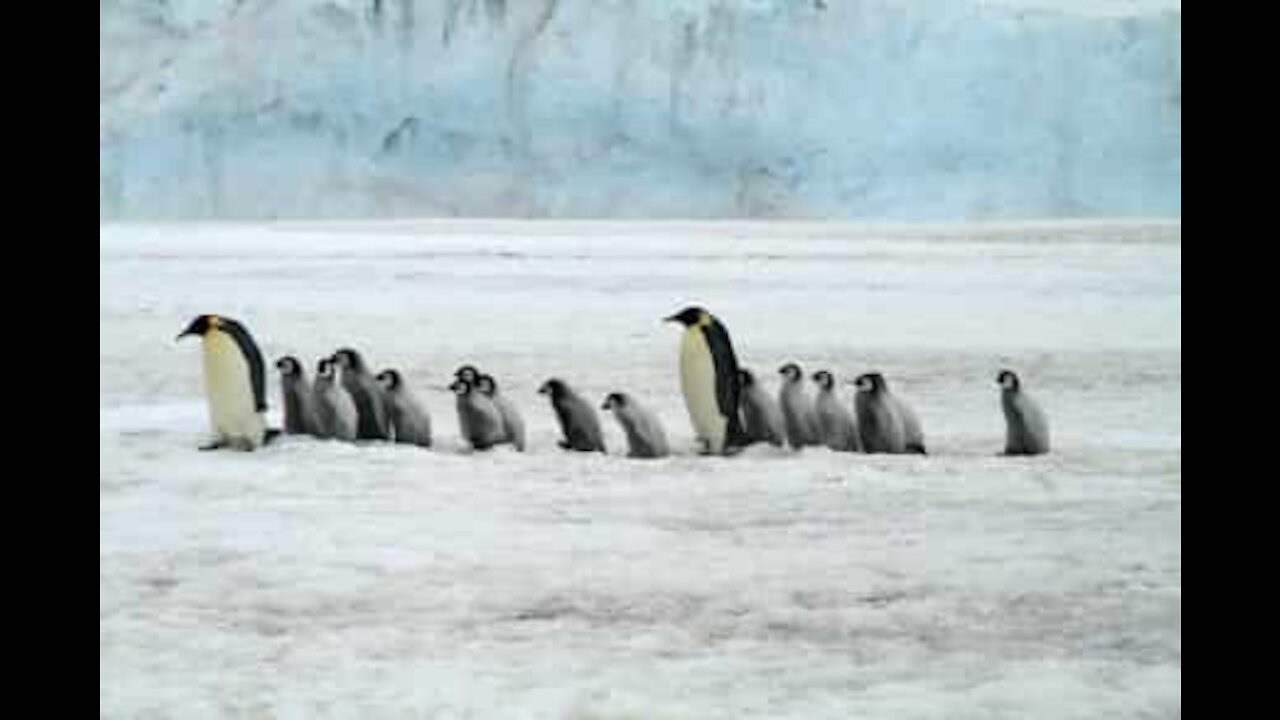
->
[198,440,226,451]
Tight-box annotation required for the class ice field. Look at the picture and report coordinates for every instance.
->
[99,220,1180,718]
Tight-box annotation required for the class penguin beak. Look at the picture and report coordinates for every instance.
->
[662,314,677,323]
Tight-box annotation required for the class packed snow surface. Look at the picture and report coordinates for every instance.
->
[100,219,1181,718]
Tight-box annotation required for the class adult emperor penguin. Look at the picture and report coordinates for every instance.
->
[176,314,275,451]
[602,392,670,459]
[778,362,822,450]
[664,306,748,455]
[449,377,506,451]
[312,357,358,441]
[476,374,526,452]
[998,369,1050,455]
[852,372,926,455]
[375,368,433,448]
[812,369,861,452]
[332,347,391,440]
[737,368,786,447]
[539,378,607,452]
[275,355,322,436]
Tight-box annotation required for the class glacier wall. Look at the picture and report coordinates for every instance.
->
[99,0,1181,220]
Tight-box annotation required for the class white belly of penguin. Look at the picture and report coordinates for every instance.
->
[202,332,264,446]
[680,328,726,452]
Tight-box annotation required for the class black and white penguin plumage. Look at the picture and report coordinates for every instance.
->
[811,369,861,452]
[375,368,433,448]
[450,377,506,451]
[177,314,274,451]
[332,348,391,441]
[998,369,1050,455]
[737,368,786,447]
[665,306,749,455]
[852,372,926,455]
[274,355,322,436]
[454,364,481,384]
[312,357,358,441]
[476,374,526,452]
[602,392,670,459]
[777,362,822,450]
[539,378,607,453]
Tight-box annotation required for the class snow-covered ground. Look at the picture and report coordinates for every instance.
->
[100,220,1181,718]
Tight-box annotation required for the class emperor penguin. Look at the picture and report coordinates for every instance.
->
[602,392,670,459]
[375,368,433,448]
[664,306,748,455]
[274,355,322,436]
[998,369,1050,455]
[852,372,926,455]
[176,314,275,451]
[449,377,506,451]
[332,347,391,440]
[312,357,358,441]
[778,363,822,450]
[811,369,861,452]
[476,374,526,452]
[538,378,607,452]
[737,368,786,447]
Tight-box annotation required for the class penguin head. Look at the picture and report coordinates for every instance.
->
[601,392,627,411]
[455,364,481,383]
[538,378,568,399]
[448,378,473,396]
[664,306,709,327]
[316,357,336,379]
[332,348,365,372]
[475,374,498,396]
[853,372,886,393]
[275,356,302,377]
[177,314,220,340]
[778,363,803,383]
[812,370,835,390]
[738,368,756,387]
[376,368,402,391]
[997,369,1021,391]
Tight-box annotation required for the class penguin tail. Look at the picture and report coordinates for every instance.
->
[264,428,283,446]
[906,443,927,455]
[724,415,752,454]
